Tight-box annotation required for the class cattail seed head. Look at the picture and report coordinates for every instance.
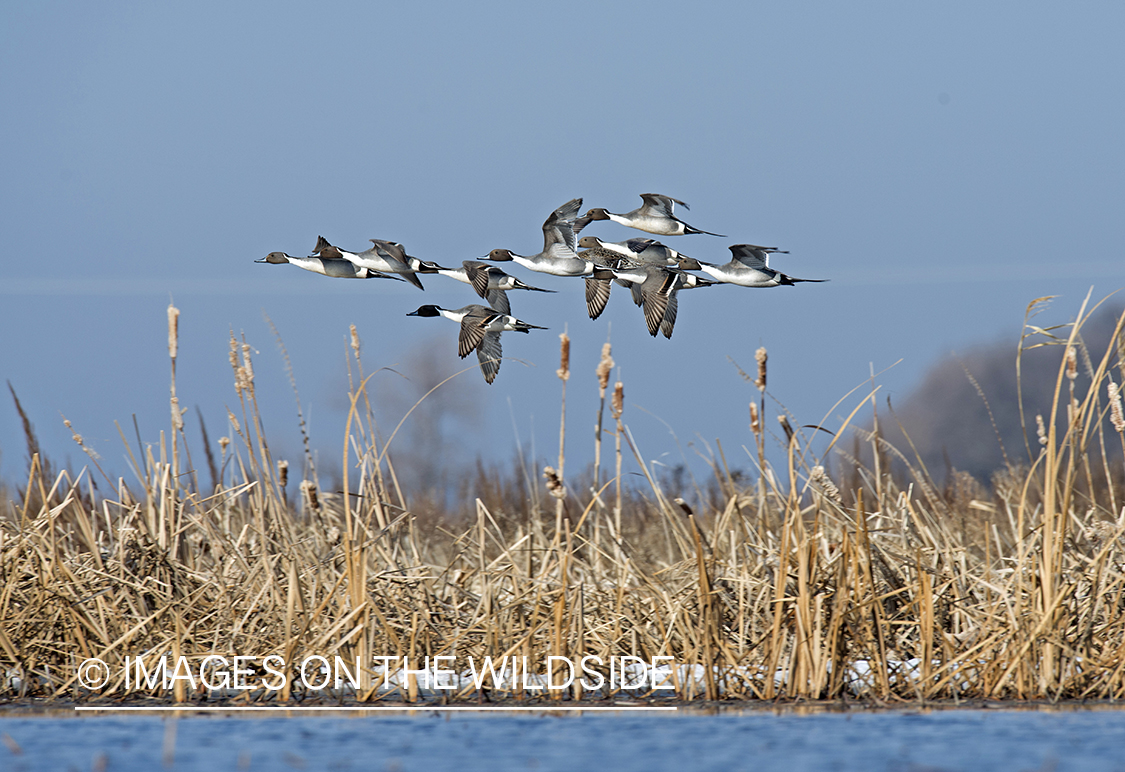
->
[749,402,760,434]
[350,324,361,358]
[1109,381,1125,434]
[543,465,567,499]
[557,332,570,381]
[1066,346,1078,381]
[754,347,768,392]
[300,479,320,512]
[167,304,180,361]
[241,342,254,386]
[277,459,289,488]
[778,414,795,443]
[170,396,184,432]
[218,436,231,454]
[64,418,82,446]
[810,465,842,504]
[596,342,614,394]
[611,381,624,419]
[1036,414,1048,446]
[229,332,242,395]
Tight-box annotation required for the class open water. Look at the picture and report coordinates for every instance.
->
[2,708,1124,771]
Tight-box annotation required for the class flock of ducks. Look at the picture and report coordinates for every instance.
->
[258,194,826,384]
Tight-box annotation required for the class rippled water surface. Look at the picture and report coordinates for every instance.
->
[3,708,1125,771]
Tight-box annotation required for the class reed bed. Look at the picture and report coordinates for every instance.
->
[2,295,1125,704]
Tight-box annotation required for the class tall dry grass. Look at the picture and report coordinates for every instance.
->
[2,294,1125,704]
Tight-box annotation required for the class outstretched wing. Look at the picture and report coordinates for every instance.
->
[476,331,503,384]
[642,288,670,337]
[462,261,494,298]
[585,276,612,320]
[659,291,679,339]
[542,198,582,255]
[624,237,658,254]
[728,244,771,269]
[628,280,644,307]
[641,270,680,337]
[485,289,511,315]
[458,310,496,358]
[638,193,689,217]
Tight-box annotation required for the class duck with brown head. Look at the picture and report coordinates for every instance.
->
[483,198,596,277]
[582,193,725,237]
[255,251,403,280]
[678,245,826,288]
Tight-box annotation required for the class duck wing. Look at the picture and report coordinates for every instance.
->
[476,331,503,384]
[659,291,679,339]
[638,193,689,218]
[457,308,496,358]
[640,270,679,337]
[367,239,425,289]
[585,276,612,320]
[485,289,511,315]
[728,245,779,270]
[541,198,583,255]
[462,261,494,298]
[624,237,659,253]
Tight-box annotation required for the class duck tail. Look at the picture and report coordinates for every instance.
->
[684,226,726,237]
[401,271,426,290]
[780,274,828,285]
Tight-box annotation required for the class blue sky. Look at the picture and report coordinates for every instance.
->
[2,2,1123,491]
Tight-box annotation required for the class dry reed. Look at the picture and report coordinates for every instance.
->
[2,297,1125,704]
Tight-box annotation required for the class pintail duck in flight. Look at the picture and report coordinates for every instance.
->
[486,198,598,277]
[578,236,696,318]
[255,252,403,280]
[577,241,643,319]
[313,236,439,290]
[428,261,555,315]
[581,194,725,237]
[578,235,691,267]
[590,264,714,338]
[678,245,826,288]
[406,304,547,384]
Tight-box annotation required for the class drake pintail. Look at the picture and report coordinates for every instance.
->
[581,194,725,237]
[255,252,403,280]
[601,264,714,338]
[430,261,555,315]
[486,198,598,277]
[678,245,826,287]
[406,304,547,384]
[313,236,435,290]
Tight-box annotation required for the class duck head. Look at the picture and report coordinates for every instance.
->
[256,252,291,264]
[406,305,442,318]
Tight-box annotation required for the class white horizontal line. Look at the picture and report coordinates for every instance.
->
[74,705,677,712]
